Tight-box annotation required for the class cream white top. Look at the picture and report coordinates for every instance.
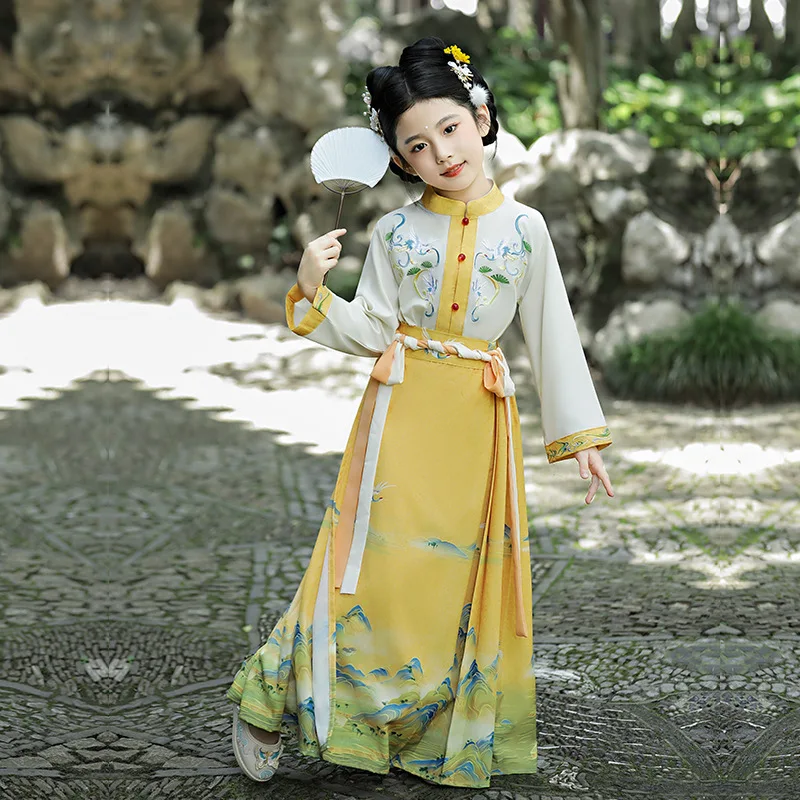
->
[286,180,612,463]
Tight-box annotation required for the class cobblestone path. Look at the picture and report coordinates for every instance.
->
[0,283,797,799]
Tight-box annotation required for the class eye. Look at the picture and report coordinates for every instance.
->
[410,123,458,153]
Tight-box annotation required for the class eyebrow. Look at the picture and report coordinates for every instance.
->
[403,114,460,146]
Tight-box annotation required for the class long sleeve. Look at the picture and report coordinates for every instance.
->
[285,219,399,357]
[517,210,612,464]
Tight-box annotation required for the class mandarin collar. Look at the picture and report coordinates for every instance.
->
[420,179,504,217]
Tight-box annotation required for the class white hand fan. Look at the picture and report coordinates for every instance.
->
[310,126,390,285]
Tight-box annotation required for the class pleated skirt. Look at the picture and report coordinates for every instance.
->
[226,323,537,788]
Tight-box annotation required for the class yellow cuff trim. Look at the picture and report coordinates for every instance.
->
[545,426,612,464]
[285,282,334,336]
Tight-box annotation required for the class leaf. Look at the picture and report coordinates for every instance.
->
[479,266,493,273]
[522,239,532,253]
[421,261,433,268]
[385,232,393,242]
[407,267,421,276]
[492,274,510,284]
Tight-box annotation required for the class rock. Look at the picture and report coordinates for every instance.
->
[0,755,53,768]
[546,217,584,293]
[236,269,297,324]
[754,299,800,337]
[201,280,238,312]
[514,166,582,217]
[754,210,800,284]
[486,123,528,186]
[39,744,77,766]
[163,281,207,308]
[622,210,692,286]
[12,0,203,108]
[204,187,274,252]
[0,203,75,289]
[134,203,220,289]
[524,129,654,188]
[138,745,178,766]
[587,183,648,227]
[161,755,227,769]
[225,0,347,128]
[591,297,691,365]
[644,149,716,231]
[700,214,747,283]
[731,149,800,231]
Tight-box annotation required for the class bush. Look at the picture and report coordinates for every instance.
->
[604,299,800,407]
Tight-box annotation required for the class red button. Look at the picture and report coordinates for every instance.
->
[457,253,466,262]
[451,302,459,311]
[462,217,469,225]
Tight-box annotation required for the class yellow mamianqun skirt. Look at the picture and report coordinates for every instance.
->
[226,323,536,788]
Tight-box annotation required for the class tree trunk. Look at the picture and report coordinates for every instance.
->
[548,0,605,129]
[507,0,534,31]
[608,0,635,68]
[748,0,778,55]
[783,0,800,56]
[666,0,696,59]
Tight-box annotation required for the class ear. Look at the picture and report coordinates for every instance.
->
[392,154,416,175]
[477,104,491,136]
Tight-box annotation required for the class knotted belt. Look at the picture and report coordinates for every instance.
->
[332,323,528,638]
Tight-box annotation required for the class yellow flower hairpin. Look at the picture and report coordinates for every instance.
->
[444,45,471,64]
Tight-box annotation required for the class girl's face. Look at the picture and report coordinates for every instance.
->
[390,97,492,199]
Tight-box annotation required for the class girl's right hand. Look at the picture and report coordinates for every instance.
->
[297,228,347,301]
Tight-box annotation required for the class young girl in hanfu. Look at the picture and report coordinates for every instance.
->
[227,36,615,789]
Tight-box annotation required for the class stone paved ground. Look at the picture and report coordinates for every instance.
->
[0,278,797,800]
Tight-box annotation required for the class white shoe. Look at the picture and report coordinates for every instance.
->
[232,705,283,782]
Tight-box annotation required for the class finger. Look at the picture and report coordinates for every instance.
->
[585,474,599,504]
[328,228,347,239]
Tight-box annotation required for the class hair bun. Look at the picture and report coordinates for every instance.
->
[398,36,448,69]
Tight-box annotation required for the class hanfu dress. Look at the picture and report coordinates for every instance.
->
[226,180,612,788]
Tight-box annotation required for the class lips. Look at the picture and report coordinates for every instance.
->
[441,161,465,177]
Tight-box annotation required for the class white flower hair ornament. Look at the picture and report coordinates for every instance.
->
[443,44,490,111]
[362,88,385,142]
[361,44,489,144]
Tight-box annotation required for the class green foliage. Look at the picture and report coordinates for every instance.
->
[484,27,562,147]
[604,36,800,166]
[604,299,800,407]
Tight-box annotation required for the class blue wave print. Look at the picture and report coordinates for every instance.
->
[413,538,477,558]
[407,755,447,771]
[259,655,291,683]
[293,621,308,651]
[397,697,450,734]
[368,667,389,678]
[459,603,472,630]
[336,666,368,689]
[326,498,341,515]
[457,659,493,696]
[339,662,366,679]
[340,605,372,632]
[394,657,423,681]
[352,700,417,726]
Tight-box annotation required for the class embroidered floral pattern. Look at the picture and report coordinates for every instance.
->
[385,213,441,319]
[470,214,531,323]
[545,425,612,463]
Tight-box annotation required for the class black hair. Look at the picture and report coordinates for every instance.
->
[365,36,499,186]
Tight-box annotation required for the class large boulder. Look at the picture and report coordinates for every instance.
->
[591,297,692,366]
[754,211,800,286]
[622,210,692,287]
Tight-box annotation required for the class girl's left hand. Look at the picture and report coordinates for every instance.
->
[574,447,615,504]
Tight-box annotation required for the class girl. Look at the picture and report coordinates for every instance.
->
[227,36,614,789]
